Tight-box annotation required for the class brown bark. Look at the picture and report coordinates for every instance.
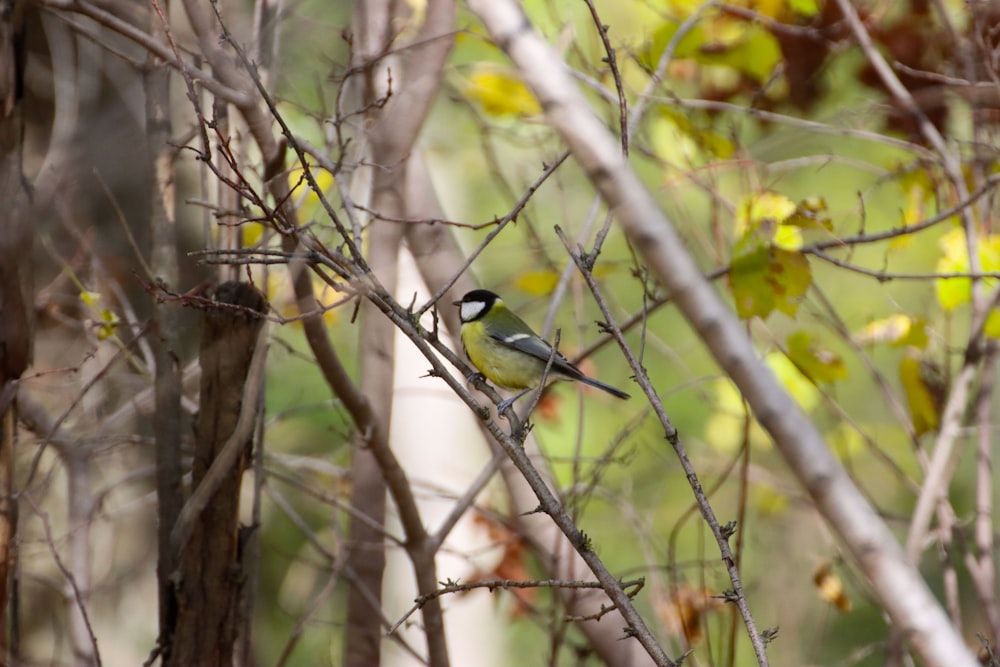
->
[167,282,267,667]
[0,3,29,665]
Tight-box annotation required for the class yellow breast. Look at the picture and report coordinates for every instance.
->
[460,320,544,390]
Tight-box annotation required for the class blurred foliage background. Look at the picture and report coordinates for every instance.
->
[10,0,999,665]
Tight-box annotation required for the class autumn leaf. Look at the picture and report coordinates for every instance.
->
[730,245,811,319]
[462,64,541,117]
[650,107,736,162]
[813,562,851,612]
[737,191,797,236]
[656,583,724,644]
[936,228,1000,311]
[514,269,559,296]
[704,353,819,454]
[469,513,534,617]
[287,165,336,224]
[899,349,945,437]
[730,191,820,319]
[784,195,832,231]
[785,330,847,384]
[751,482,788,515]
[853,314,928,349]
[986,310,1000,339]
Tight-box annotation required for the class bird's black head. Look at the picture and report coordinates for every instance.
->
[455,289,500,323]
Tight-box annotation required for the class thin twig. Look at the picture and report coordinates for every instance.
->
[556,226,770,667]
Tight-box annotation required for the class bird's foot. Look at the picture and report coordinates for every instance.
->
[497,388,531,414]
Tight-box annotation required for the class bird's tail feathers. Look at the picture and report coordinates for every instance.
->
[578,375,630,400]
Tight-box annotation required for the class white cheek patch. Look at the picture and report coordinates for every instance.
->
[461,300,486,321]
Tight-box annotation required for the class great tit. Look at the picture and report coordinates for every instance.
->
[454,289,630,411]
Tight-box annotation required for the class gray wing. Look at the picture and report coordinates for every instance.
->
[487,331,584,380]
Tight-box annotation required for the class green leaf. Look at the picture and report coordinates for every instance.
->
[770,248,812,316]
[640,21,706,70]
[641,16,780,83]
[727,24,782,83]
[787,0,820,16]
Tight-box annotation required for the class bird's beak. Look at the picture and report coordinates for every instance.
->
[451,299,461,306]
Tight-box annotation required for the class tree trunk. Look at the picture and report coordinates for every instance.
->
[167,282,267,667]
[0,3,29,664]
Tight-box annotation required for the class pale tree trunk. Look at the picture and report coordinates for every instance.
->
[343,2,455,665]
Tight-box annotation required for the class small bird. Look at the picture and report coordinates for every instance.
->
[454,289,630,411]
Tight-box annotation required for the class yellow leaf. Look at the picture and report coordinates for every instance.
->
[767,352,820,412]
[891,180,927,250]
[80,290,101,307]
[750,482,788,515]
[463,65,541,117]
[899,350,944,436]
[936,229,1000,310]
[704,354,817,454]
[753,0,785,19]
[853,315,928,349]
[785,196,832,231]
[829,423,864,460]
[736,191,820,250]
[703,378,766,455]
[773,224,803,251]
[649,109,733,165]
[737,191,797,236]
[288,166,336,223]
[242,222,266,247]
[514,270,560,296]
[985,310,1000,339]
[786,330,847,384]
